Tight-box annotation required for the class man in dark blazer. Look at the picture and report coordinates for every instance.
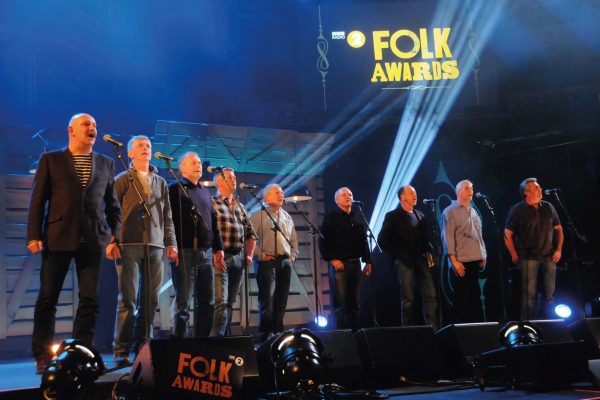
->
[378,185,440,330]
[27,113,121,373]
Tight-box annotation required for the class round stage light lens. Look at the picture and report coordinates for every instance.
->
[314,315,328,328]
[554,304,572,319]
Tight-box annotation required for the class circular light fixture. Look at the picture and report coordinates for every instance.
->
[314,315,328,328]
[499,321,543,347]
[553,304,573,319]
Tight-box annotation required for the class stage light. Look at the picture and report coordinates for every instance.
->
[553,303,573,319]
[499,321,542,347]
[313,315,328,328]
[270,329,324,393]
[41,339,105,400]
[50,343,60,355]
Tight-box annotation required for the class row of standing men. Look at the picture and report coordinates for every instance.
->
[26,113,564,373]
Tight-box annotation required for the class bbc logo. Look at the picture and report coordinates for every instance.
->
[331,31,345,40]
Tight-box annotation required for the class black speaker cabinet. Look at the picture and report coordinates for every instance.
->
[314,329,364,389]
[435,322,500,379]
[355,325,441,387]
[129,336,258,399]
[529,319,573,343]
[569,317,600,358]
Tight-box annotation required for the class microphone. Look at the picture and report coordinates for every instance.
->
[206,165,225,173]
[475,192,488,199]
[239,183,258,190]
[351,200,363,205]
[154,152,175,161]
[544,188,560,195]
[103,134,124,147]
[422,198,435,205]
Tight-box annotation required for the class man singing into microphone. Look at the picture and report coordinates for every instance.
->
[169,152,225,338]
[504,177,563,319]
[113,135,179,366]
[441,180,487,323]
[378,185,440,330]
[319,187,372,330]
[251,184,298,340]
[27,113,121,373]
[210,168,256,336]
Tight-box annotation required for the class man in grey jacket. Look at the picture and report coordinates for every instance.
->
[113,135,178,366]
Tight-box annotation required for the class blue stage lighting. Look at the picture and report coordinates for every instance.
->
[554,304,572,319]
[369,1,507,240]
[314,315,328,328]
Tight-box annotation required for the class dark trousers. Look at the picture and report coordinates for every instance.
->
[32,244,102,357]
[256,257,292,334]
[328,259,362,330]
[451,260,484,323]
[396,257,440,330]
[171,249,214,338]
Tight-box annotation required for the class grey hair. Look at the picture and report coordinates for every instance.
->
[263,183,282,199]
[455,179,473,195]
[519,177,538,197]
[127,135,151,151]
[178,151,201,173]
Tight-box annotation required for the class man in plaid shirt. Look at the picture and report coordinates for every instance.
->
[211,168,257,336]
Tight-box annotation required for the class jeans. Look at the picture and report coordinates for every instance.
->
[256,257,292,334]
[211,254,244,336]
[328,259,362,330]
[396,257,440,330]
[519,257,556,320]
[113,245,164,354]
[451,260,484,323]
[32,245,103,357]
[171,248,214,337]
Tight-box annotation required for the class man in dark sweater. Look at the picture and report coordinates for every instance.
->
[319,187,372,330]
[378,185,439,330]
[505,177,563,319]
[169,152,224,337]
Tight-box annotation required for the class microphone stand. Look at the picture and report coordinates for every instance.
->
[353,202,380,327]
[423,200,444,327]
[218,171,257,334]
[286,201,325,327]
[245,187,292,334]
[163,159,211,337]
[548,191,586,319]
[477,195,508,322]
[110,143,157,356]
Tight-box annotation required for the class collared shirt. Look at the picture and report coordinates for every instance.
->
[505,200,561,260]
[212,194,257,252]
[250,206,298,260]
[441,201,487,262]
[319,207,372,263]
[115,165,177,248]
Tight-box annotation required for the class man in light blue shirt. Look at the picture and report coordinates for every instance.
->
[441,179,487,323]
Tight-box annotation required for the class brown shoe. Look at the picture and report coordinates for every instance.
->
[35,354,51,374]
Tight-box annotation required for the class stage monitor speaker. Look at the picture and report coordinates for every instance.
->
[474,341,591,389]
[314,329,364,389]
[435,322,500,379]
[529,319,573,343]
[569,317,600,358]
[355,325,441,387]
[129,336,258,399]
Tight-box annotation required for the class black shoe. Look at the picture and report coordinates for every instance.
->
[113,351,131,367]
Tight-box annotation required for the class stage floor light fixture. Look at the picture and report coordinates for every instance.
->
[41,339,105,400]
[270,329,324,393]
[553,303,573,319]
[499,321,542,347]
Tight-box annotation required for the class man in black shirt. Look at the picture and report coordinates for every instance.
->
[169,152,225,337]
[320,187,372,330]
[378,186,440,330]
[505,177,563,319]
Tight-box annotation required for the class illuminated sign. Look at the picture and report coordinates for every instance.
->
[343,27,459,84]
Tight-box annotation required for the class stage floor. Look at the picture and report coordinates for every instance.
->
[0,354,598,400]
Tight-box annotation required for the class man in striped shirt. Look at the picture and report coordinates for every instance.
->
[27,113,121,373]
[210,168,256,336]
